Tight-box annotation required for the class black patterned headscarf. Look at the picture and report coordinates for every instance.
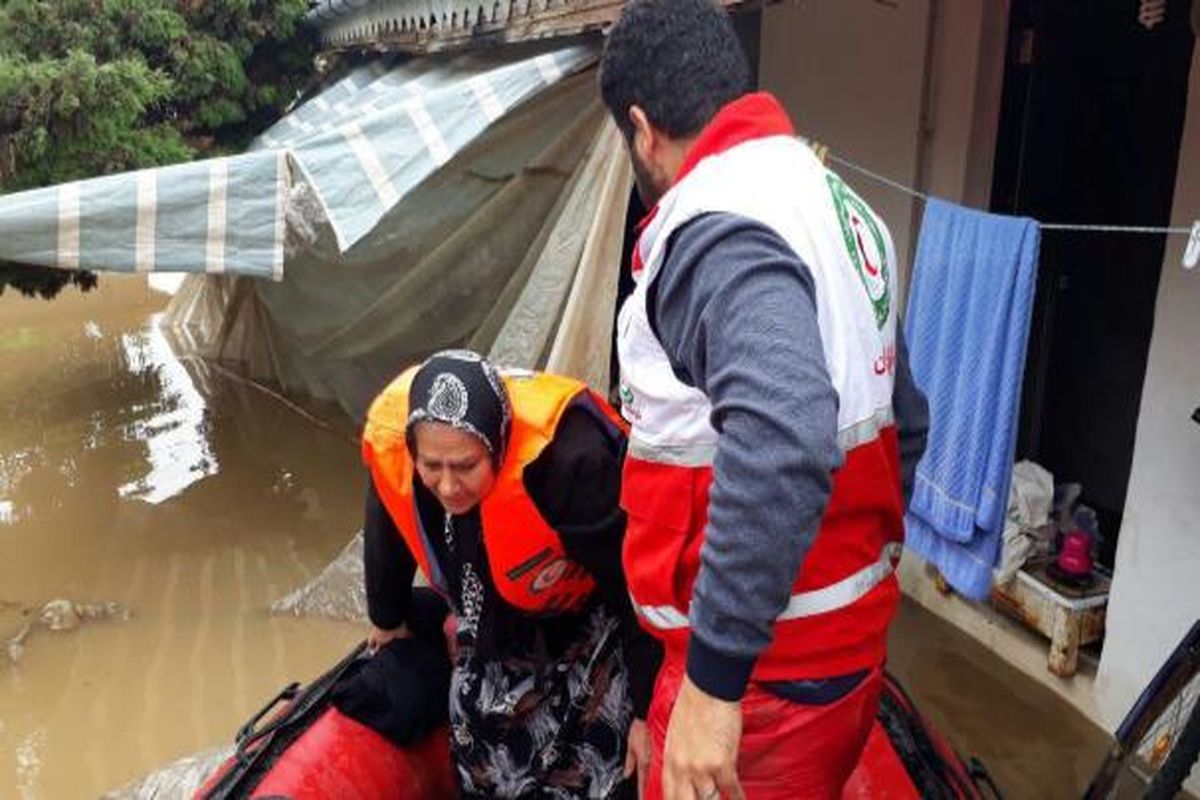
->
[405,350,512,465]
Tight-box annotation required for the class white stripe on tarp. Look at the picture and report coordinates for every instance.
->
[272,150,287,281]
[633,543,903,631]
[341,120,400,208]
[135,170,157,273]
[534,53,564,84]
[404,98,451,166]
[57,183,81,270]
[205,158,228,275]
[313,96,331,112]
[468,75,505,122]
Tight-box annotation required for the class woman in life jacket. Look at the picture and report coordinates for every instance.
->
[356,350,660,799]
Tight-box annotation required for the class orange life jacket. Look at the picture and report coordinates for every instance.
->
[362,366,625,615]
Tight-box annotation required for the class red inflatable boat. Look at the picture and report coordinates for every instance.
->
[196,646,996,799]
[195,644,455,800]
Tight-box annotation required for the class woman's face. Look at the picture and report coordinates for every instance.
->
[412,422,497,515]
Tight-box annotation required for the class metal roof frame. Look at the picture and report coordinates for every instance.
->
[309,0,766,55]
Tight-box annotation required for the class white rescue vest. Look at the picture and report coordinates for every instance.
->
[617,136,900,464]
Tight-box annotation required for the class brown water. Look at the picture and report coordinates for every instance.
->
[0,276,364,798]
[890,601,1112,799]
[0,276,1118,799]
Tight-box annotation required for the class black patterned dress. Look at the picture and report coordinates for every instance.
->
[448,550,631,797]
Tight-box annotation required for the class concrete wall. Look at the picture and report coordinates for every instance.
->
[923,1,1009,210]
[1096,47,1200,733]
[759,0,1009,290]
[760,0,928,281]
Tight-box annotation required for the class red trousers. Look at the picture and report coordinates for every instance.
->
[644,657,882,800]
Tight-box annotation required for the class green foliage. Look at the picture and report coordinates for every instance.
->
[0,0,317,299]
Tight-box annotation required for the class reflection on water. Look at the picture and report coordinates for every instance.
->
[115,319,218,505]
[15,734,44,800]
[0,276,365,798]
[16,729,44,800]
[0,449,39,526]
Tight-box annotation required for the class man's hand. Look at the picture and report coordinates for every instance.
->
[624,717,652,797]
[367,623,409,653]
[662,675,745,800]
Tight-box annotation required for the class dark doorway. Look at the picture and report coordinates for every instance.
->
[991,0,1194,566]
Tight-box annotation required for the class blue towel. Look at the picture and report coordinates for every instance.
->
[904,198,1040,600]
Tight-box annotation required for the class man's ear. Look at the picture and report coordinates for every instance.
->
[628,105,656,160]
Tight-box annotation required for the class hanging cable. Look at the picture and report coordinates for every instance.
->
[827,154,930,202]
[821,147,1195,237]
[1039,222,1193,234]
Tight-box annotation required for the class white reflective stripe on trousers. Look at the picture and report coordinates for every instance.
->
[632,542,903,631]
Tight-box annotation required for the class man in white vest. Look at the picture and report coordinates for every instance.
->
[600,2,930,798]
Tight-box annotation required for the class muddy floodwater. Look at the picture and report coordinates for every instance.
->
[0,276,1113,799]
[889,602,1111,799]
[0,277,364,798]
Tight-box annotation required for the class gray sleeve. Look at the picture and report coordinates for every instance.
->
[650,213,843,701]
[893,327,929,506]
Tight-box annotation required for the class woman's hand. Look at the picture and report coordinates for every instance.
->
[624,717,652,798]
[367,623,410,653]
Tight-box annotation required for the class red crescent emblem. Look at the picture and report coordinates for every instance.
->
[851,216,880,278]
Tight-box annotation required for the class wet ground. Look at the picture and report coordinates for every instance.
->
[0,275,1115,799]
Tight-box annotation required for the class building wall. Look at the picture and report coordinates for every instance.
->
[924,0,1009,211]
[1096,47,1200,734]
[758,0,1008,291]
[760,0,928,282]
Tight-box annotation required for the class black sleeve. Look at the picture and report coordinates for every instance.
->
[524,405,663,718]
[364,476,418,631]
[893,327,930,507]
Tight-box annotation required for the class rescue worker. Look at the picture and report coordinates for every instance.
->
[599,2,930,798]
[360,349,660,799]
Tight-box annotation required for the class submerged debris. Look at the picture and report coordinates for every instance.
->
[3,598,131,665]
[5,622,30,664]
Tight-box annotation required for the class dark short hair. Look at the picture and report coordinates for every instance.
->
[600,0,751,141]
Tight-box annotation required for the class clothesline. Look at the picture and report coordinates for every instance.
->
[824,152,1196,236]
